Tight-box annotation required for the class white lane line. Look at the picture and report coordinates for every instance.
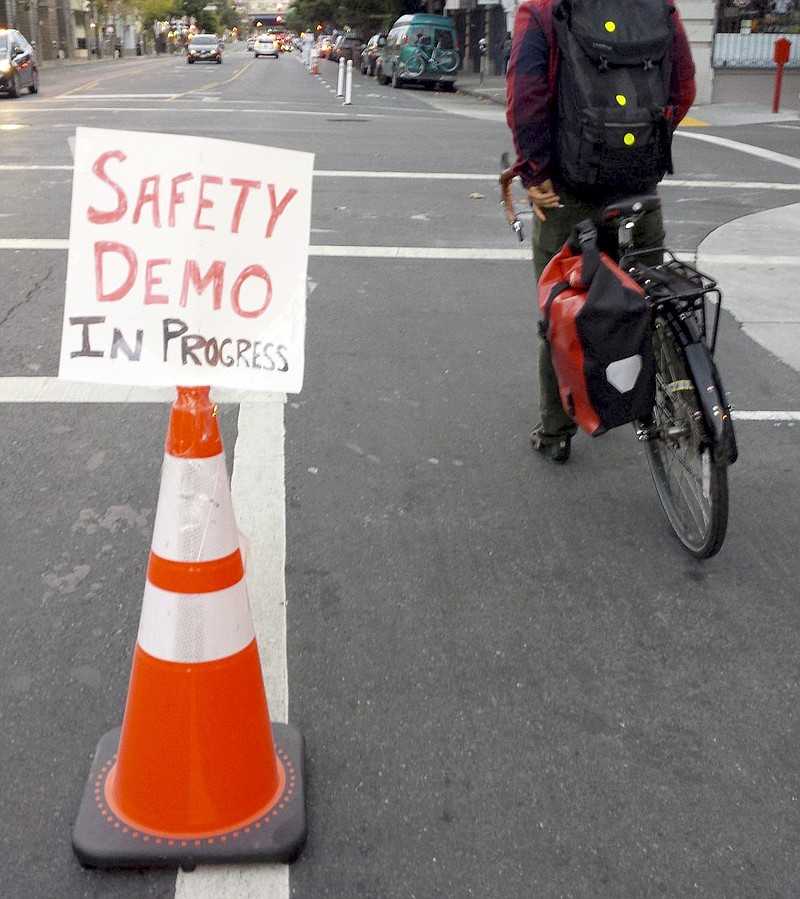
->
[662,180,800,191]
[173,399,290,899]
[677,130,800,171]
[0,239,532,259]
[310,245,531,259]
[697,254,800,266]
[2,239,798,265]
[1,165,800,192]
[0,239,67,249]
[0,379,797,423]
[0,379,279,403]
[733,411,800,421]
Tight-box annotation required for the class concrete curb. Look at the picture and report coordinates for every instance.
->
[697,202,800,376]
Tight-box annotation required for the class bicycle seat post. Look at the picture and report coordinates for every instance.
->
[617,217,637,255]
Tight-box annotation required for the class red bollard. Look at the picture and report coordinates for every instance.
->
[772,37,792,114]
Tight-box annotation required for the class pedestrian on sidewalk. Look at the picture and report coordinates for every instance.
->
[502,31,512,74]
[505,0,697,463]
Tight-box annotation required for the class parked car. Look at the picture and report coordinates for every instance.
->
[330,33,362,64]
[0,28,38,98]
[253,34,280,59]
[186,33,221,64]
[375,14,459,91]
[360,33,386,76]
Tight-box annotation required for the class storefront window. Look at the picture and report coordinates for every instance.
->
[716,0,799,34]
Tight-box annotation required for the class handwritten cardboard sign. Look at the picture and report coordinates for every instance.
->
[59,127,313,393]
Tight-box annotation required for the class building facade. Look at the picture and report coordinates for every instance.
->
[443,0,800,105]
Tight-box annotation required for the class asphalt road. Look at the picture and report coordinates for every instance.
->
[1,45,799,899]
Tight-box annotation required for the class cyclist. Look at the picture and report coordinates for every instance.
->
[506,0,697,463]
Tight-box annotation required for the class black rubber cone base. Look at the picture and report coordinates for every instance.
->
[72,724,306,869]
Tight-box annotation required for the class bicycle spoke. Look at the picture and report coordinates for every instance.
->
[644,315,728,557]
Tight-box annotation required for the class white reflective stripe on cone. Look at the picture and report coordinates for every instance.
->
[152,453,240,563]
[138,579,256,663]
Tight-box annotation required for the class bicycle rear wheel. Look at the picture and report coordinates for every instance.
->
[436,50,458,74]
[406,52,424,76]
[643,315,729,558]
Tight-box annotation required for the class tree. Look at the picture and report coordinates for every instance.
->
[137,0,176,27]
[286,0,427,37]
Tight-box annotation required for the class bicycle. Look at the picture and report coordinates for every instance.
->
[405,41,458,78]
[499,167,738,559]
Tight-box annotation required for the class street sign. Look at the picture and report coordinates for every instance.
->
[59,128,313,393]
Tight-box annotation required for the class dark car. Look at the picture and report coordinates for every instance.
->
[186,33,222,64]
[330,33,362,64]
[360,33,386,76]
[0,29,38,98]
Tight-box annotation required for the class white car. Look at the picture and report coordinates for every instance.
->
[253,35,279,59]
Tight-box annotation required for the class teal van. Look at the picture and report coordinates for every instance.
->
[375,14,459,91]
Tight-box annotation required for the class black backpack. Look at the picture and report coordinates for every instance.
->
[553,0,675,194]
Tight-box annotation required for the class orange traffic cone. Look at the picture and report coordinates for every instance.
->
[73,386,305,868]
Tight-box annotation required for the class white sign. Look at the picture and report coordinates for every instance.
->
[59,128,313,393]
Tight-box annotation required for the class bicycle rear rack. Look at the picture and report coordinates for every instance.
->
[622,249,723,354]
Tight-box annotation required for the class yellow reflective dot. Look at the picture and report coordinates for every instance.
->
[616,94,627,106]
[605,20,616,32]
[624,133,636,146]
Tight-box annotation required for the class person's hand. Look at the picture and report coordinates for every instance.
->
[525,179,561,222]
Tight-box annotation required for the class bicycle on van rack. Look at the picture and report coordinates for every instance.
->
[406,41,458,77]
[499,168,738,559]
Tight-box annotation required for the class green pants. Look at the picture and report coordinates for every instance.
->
[531,188,665,443]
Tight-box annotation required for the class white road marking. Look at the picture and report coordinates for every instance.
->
[1,164,800,192]
[676,131,800,171]
[173,398,290,898]
[0,376,797,422]
[732,411,800,421]
[1,238,798,266]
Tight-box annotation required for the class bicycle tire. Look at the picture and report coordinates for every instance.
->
[406,52,424,77]
[643,314,729,558]
[436,50,458,74]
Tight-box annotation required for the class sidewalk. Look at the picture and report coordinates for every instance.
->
[456,72,800,125]
[457,72,800,378]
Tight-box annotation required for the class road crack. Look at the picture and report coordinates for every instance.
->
[0,266,54,328]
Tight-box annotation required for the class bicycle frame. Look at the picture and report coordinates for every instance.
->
[619,243,738,467]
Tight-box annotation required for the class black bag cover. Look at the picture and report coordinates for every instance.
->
[538,220,656,436]
[553,0,675,193]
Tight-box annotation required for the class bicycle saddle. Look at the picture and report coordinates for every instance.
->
[603,195,661,221]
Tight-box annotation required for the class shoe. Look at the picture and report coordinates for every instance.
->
[530,431,571,464]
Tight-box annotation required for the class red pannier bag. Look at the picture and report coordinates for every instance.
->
[537,220,656,436]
